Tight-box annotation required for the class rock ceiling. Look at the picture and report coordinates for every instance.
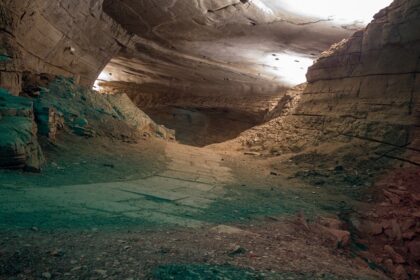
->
[98,0,392,89]
[0,0,393,113]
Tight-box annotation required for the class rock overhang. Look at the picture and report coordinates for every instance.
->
[96,0,393,108]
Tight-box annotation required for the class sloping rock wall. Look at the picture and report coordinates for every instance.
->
[301,0,419,161]
[35,77,173,141]
[235,0,419,165]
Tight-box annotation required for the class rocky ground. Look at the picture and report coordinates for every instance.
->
[1,79,419,279]
[2,129,418,279]
[0,217,385,280]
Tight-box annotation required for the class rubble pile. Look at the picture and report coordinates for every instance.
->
[352,167,420,279]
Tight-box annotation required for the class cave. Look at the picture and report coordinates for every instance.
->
[0,0,419,279]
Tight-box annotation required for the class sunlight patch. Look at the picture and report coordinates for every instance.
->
[263,52,314,85]
[279,0,393,24]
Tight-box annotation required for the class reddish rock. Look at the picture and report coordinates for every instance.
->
[381,220,392,230]
[319,217,343,230]
[411,194,420,203]
[321,226,351,248]
[407,241,420,261]
[384,245,405,264]
[364,222,383,235]
[387,189,409,196]
[400,219,416,232]
[383,258,395,273]
[412,212,420,218]
[391,220,403,241]
[383,190,401,205]
[402,231,416,240]
[394,265,408,280]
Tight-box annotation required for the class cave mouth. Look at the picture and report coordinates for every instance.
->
[0,0,419,279]
[93,0,394,147]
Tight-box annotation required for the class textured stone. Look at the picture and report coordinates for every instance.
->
[0,0,130,89]
[301,0,419,161]
[0,88,44,171]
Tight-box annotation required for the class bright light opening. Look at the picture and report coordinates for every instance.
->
[251,0,274,15]
[92,71,113,91]
[279,0,393,24]
[262,52,314,85]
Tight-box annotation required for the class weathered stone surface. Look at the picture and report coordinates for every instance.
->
[35,77,174,141]
[0,88,44,171]
[0,0,130,89]
[236,0,419,165]
[1,0,357,116]
[302,0,419,160]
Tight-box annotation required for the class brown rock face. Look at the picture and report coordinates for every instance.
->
[303,0,419,154]
[237,0,419,164]
[0,88,45,171]
[0,0,130,90]
[97,0,354,114]
[0,0,357,117]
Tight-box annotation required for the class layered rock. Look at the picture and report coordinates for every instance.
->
[237,0,419,166]
[0,88,44,171]
[302,0,419,162]
[0,0,130,94]
[97,0,353,114]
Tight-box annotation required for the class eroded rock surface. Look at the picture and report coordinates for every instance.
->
[236,0,419,166]
[0,0,130,92]
[303,0,420,155]
[33,77,173,141]
[1,0,359,116]
[0,88,44,171]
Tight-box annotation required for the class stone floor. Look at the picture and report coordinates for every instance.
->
[0,142,235,229]
[0,139,393,279]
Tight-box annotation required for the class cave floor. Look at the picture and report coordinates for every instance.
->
[0,135,387,279]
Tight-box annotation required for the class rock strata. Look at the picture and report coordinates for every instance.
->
[237,0,420,167]
[0,88,44,171]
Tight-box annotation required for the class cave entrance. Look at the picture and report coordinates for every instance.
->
[94,0,393,148]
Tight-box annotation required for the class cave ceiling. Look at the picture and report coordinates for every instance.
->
[97,0,392,102]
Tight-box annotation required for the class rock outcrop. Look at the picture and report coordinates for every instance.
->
[303,0,419,159]
[1,0,355,115]
[34,77,173,141]
[237,0,419,166]
[0,76,173,172]
[0,0,130,94]
[96,0,353,115]
[0,88,44,171]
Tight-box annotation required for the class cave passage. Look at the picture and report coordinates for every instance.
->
[143,106,262,147]
[0,0,419,279]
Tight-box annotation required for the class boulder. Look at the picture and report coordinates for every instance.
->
[0,88,44,171]
[407,241,420,262]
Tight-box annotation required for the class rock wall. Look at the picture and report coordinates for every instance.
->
[302,0,419,161]
[0,88,44,171]
[235,0,419,165]
[0,0,353,114]
[0,0,129,95]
